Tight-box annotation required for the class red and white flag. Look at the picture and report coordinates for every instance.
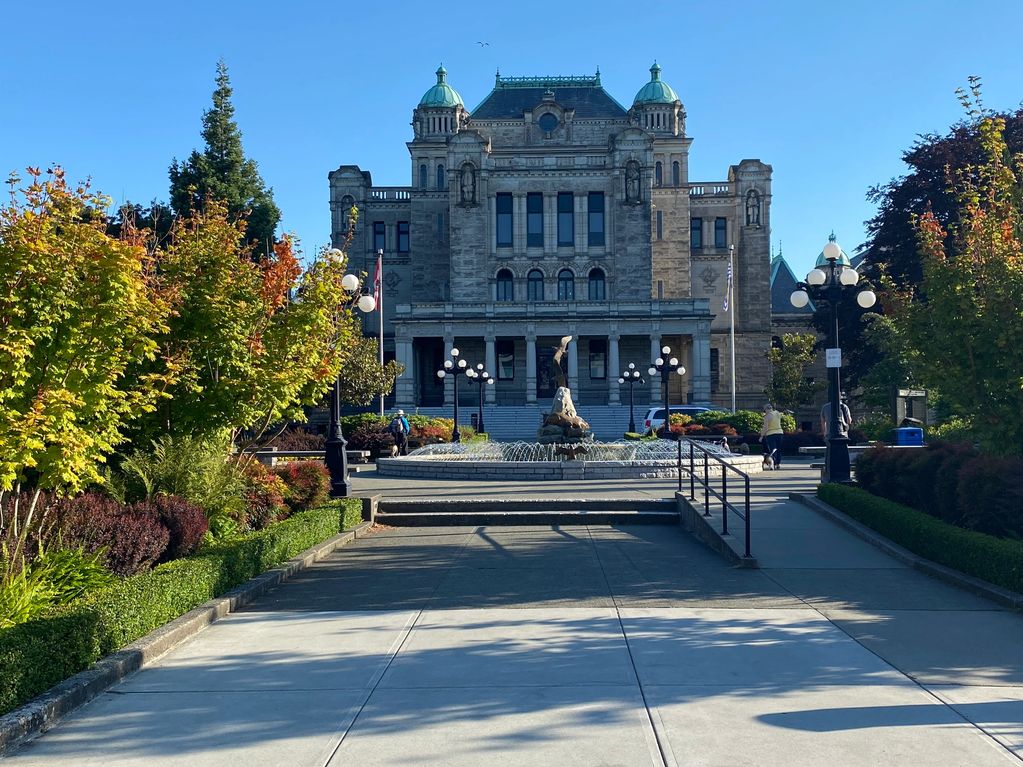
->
[722,256,733,312]
[373,253,382,305]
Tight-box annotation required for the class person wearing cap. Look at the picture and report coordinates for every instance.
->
[388,409,411,455]
[759,403,784,468]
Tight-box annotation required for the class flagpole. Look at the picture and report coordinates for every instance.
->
[728,244,736,413]
[376,249,384,418]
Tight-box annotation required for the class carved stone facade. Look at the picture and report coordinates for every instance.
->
[329,67,773,412]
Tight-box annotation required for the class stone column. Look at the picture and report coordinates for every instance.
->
[608,333,620,405]
[485,335,497,404]
[567,338,579,392]
[443,336,454,406]
[525,334,537,404]
[692,327,712,405]
[649,336,662,401]
[395,336,415,407]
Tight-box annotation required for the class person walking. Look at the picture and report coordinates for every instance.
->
[819,399,853,439]
[760,403,784,469]
[388,409,411,456]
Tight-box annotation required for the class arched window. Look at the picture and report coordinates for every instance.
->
[588,268,606,301]
[655,161,663,187]
[672,161,680,187]
[496,269,514,302]
[527,269,544,301]
[419,163,427,189]
[436,163,445,190]
[557,269,575,301]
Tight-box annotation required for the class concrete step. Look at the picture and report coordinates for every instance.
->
[376,510,679,527]
[374,498,679,526]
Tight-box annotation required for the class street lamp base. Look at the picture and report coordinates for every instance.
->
[329,479,353,498]
[823,435,852,484]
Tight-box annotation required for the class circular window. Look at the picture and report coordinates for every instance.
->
[538,113,559,132]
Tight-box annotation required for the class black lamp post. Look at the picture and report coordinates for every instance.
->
[325,256,378,498]
[618,363,644,434]
[466,363,494,435]
[648,345,686,438]
[436,347,467,442]
[790,236,877,483]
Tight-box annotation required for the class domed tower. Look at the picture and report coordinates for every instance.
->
[631,62,685,136]
[410,65,466,191]
[413,65,465,140]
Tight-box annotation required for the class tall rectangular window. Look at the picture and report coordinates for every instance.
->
[557,192,574,247]
[690,218,702,249]
[496,193,513,247]
[496,339,515,380]
[397,221,409,253]
[527,193,544,247]
[715,217,727,248]
[710,348,720,393]
[587,192,605,246]
[373,222,385,253]
[656,210,663,240]
[588,339,607,379]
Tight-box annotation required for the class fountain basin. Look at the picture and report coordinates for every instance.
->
[376,440,764,481]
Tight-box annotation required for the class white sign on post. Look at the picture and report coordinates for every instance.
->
[825,348,842,368]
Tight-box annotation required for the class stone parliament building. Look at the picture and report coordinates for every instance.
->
[329,65,773,433]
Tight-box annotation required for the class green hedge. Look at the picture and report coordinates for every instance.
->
[0,499,361,715]
[817,484,1023,595]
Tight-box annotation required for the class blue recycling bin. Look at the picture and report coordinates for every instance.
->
[891,427,924,446]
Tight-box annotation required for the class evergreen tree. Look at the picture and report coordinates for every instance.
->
[169,60,280,257]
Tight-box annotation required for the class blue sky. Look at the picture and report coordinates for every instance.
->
[3,0,1022,278]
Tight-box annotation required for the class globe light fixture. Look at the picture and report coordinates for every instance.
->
[822,240,842,261]
[436,369,446,378]
[790,289,810,308]
[806,268,827,286]
[857,290,877,308]
[647,367,657,376]
[327,248,344,262]
[661,345,671,355]
[357,295,377,313]
[669,357,679,367]
[650,345,687,438]
[341,273,360,292]
[839,267,859,286]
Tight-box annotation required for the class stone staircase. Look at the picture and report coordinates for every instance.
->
[409,405,638,440]
[375,498,678,526]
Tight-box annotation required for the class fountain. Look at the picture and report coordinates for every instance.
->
[376,336,763,480]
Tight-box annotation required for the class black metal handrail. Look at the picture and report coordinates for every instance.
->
[674,437,753,559]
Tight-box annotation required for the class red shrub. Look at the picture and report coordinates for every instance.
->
[241,461,288,530]
[347,424,394,452]
[274,461,330,513]
[707,423,738,436]
[956,456,1023,538]
[132,495,208,562]
[274,427,325,451]
[52,492,169,577]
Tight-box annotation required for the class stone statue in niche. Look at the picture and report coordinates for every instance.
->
[745,189,761,226]
[459,164,477,205]
[625,160,641,203]
[340,195,356,237]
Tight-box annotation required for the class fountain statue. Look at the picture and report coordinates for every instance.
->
[537,336,593,448]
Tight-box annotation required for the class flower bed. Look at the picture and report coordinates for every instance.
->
[0,499,361,715]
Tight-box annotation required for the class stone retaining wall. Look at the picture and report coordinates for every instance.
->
[376,455,763,481]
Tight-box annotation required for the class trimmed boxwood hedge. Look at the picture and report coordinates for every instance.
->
[818,484,1023,595]
[0,499,362,716]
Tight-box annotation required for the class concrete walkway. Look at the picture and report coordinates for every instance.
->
[8,462,1022,765]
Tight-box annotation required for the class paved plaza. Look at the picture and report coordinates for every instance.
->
[7,463,1022,765]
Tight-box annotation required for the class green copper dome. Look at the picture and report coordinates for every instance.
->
[633,62,679,105]
[815,232,852,267]
[419,65,463,108]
